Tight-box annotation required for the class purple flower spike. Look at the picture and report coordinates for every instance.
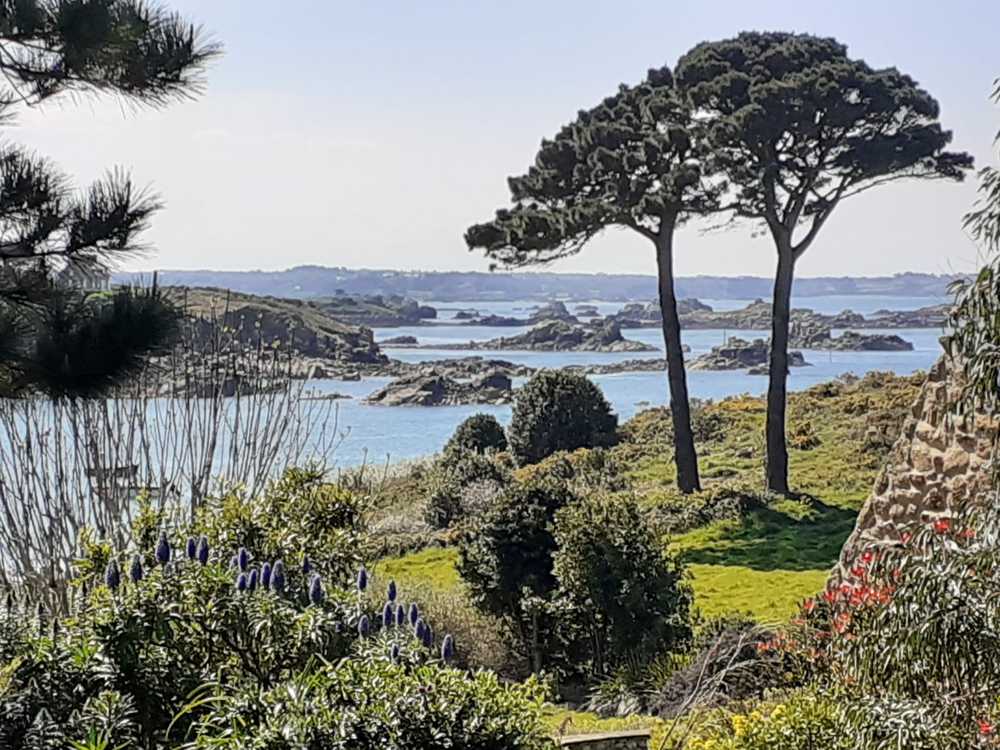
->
[390,643,400,662]
[248,568,259,592]
[414,618,425,641]
[235,572,248,592]
[155,532,171,565]
[196,536,209,565]
[387,580,397,602]
[261,562,272,590]
[441,634,455,663]
[356,567,368,592]
[185,537,197,560]
[358,615,370,638]
[237,547,249,572]
[302,554,312,575]
[104,559,120,591]
[422,622,433,649]
[271,560,286,593]
[408,603,419,627]
[130,555,144,583]
[383,601,394,629]
[309,574,324,606]
[395,604,406,627]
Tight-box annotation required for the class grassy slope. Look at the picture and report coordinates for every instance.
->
[376,372,922,624]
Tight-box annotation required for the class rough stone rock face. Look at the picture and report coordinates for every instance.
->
[689,337,808,371]
[466,320,656,353]
[529,301,579,324]
[835,355,997,579]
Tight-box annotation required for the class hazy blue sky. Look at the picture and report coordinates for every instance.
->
[15,0,1000,277]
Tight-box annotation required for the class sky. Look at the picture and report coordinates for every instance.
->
[12,0,1000,277]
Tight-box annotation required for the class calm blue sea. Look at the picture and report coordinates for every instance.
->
[314,295,948,468]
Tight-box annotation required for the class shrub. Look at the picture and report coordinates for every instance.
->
[552,494,692,680]
[187,660,550,749]
[508,371,617,465]
[458,480,577,675]
[514,448,630,494]
[687,689,851,750]
[423,453,509,529]
[444,413,508,459]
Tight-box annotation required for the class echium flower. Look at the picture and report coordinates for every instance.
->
[356,567,368,592]
[130,555,144,583]
[237,547,249,572]
[309,574,324,606]
[248,568,259,592]
[302,554,312,575]
[408,603,419,627]
[185,537,197,560]
[414,618,425,642]
[390,643,400,663]
[441,634,455,663]
[271,560,286,593]
[395,604,406,627]
[260,562,272,590]
[104,559,121,591]
[197,536,210,566]
[422,622,433,649]
[358,615,370,638]
[235,572,248,592]
[382,601,394,629]
[155,532,171,565]
[387,580,397,602]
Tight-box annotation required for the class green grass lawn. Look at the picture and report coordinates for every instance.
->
[375,547,460,591]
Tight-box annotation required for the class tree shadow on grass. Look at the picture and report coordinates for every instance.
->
[677,498,858,572]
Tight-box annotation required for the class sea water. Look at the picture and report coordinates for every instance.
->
[312,295,948,468]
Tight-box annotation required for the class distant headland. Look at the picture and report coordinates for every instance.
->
[114,266,964,302]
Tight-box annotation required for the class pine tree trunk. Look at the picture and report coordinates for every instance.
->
[655,222,701,494]
[531,609,542,675]
[766,242,795,495]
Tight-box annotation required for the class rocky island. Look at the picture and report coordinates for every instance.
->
[366,370,514,406]
[387,320,656,353]
[689,337,809,371]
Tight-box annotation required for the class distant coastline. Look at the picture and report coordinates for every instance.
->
[115,266,963,303]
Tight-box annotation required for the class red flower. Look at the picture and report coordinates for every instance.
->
[850,565,867,579]
[933,518,951,534]
[960,528,976,540]
[822,589,837,604]
[861,550,875,565]
[978,719,994,736]
[900,531,912,544]
[833,612,852,634]
[802,598,816,614]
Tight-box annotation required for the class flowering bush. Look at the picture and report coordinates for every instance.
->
[686,690,850,750]
[0,469,548,749]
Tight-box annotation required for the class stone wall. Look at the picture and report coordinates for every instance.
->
[557,729,651,749]
[837,355,997,577]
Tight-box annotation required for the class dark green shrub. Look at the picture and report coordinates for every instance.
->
[458,480,577,674]
[444,413,508,459]
[552,494,692,680]
[423,453,509,529]
[507,371,618,466]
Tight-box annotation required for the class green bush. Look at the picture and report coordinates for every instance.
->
[423,452,509,529]
[552,494,692,679]
[508,371,618,466]
[0,467,540,749]
[687,689,851,750]
[188,660,550,750]
[458,480,577,675]
[444,413,508,459]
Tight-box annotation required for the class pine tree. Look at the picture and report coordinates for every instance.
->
[0,0,219,396]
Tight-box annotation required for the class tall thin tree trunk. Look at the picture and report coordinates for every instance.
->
[766,243,795,495]
[654,219,701,493]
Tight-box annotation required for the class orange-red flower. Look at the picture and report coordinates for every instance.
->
[978,719,994,736]
[933,518,951,534]
[802,598,816,614]
[861,550,875,565]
